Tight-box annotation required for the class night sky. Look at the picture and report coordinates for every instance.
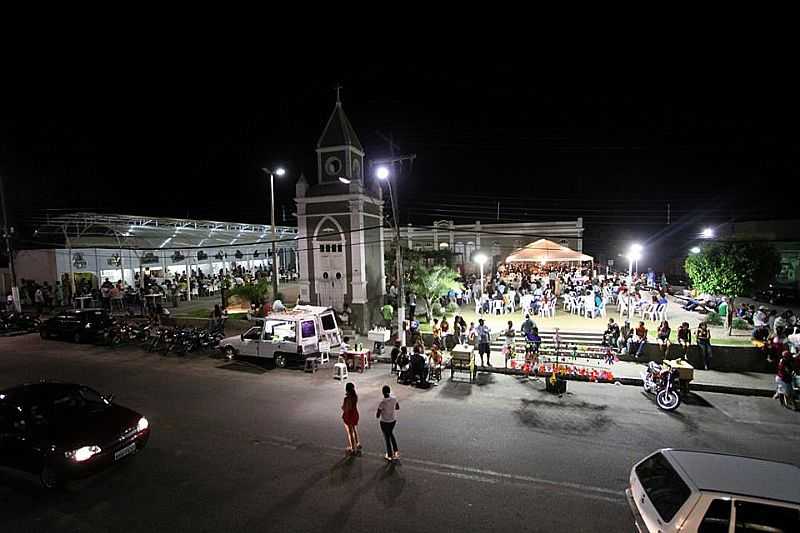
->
[2,63,797,270]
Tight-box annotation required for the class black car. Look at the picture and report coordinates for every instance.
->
[0,382,150,488]
[40,309,114,343]
[754,285,800,306]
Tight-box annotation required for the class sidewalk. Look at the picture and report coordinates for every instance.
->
[369,339,775,397]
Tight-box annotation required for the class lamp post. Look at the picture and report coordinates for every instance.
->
[626,244,643,323]
[474,253,488,296]
[376,165,406,346]
[262,167,286,301]
[701,227,714,239]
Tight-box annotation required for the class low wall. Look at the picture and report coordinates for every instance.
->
[620,343,772,373]
[414,333,771,373]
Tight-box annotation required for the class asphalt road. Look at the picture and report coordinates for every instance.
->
[0,334,797,533]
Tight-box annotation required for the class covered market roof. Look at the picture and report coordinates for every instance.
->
[505,239,593,263]
[28,212,299,251]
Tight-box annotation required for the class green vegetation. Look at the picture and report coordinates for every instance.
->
[407,259,462,322]
[730,317,752,331]
[431,302,444,317]
[685,241,780,334]
[704,312,724,326]
[446,302,459,315]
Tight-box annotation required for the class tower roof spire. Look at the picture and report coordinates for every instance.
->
[317,90,363,151]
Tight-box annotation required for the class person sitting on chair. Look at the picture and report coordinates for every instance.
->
[410,346,428,386]
[603,318,620,347]
[427,345,443,382]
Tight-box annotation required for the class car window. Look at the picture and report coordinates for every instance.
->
[301,320,316,339]
[243,327,260,341]
[321,313,336,331]
[635,452,691,523]
[734,500,799,532]
[699,499,731,533]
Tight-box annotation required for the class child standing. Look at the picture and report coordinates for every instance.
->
[341,382,361,455]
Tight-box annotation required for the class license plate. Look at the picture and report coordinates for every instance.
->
[114,442,137,461]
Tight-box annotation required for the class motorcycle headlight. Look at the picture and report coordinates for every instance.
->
[137,417,149,432]
[65,445,102,462]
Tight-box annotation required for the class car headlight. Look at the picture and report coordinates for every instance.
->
[137,417,149,432]
[65,445,102,462]
[85,323,93,329]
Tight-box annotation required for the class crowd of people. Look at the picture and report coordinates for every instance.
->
[4,262,296,316]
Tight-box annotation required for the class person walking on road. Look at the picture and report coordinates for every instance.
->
[376,385,400,462]
[341,382,361,456]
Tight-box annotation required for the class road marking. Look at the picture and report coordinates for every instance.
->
[257,435,625,505]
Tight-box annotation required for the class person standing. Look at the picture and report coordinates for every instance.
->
[677,322,692,359]
[408,291,417,320]
[376,385,400,462]
[696,322,712,370]
[476,318,492,367]
[503,320,516,367]
[341,382,361,456]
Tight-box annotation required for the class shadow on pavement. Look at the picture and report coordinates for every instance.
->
[216,359,272,374]
[438,381,473,398]
[476,372,495,387]
[373,462,406,508]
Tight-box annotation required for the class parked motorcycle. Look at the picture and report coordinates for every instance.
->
[1,311,41,334]
[642,361,682,411]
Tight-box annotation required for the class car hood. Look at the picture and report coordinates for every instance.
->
[45,404,143,449]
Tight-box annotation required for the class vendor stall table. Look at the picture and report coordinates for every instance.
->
[343,349,371,373]
[450,344,476,383]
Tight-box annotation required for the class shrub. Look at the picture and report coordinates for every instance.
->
[446,302,459,315]
[731,317,751,331]
[704,313,724,326]
[431,302,444,317]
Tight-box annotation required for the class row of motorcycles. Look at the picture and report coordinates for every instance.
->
[99,319,225,357]
[0,311,42,335]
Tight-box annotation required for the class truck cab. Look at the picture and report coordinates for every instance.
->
[220,306,341,368]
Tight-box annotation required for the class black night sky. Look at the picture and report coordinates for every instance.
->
[2,62,798,269]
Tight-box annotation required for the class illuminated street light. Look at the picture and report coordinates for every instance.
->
[261,166,287,299]
[701,228,714,239]
[474,253,488,295]
[376,166,390,180]
[690,247,701,254]
[338,177,351,184]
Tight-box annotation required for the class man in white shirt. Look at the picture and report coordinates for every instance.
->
[753,306,768,328]
[376,385,400,461]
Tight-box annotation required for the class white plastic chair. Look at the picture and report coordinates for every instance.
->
[492,300,504,315]
[643,304,659,321]
[318,341,331,366]
[333,356,348,381]
[657,304,668,322]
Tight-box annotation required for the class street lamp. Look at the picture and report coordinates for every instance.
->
[474,253,488,295]
[690,246,701,255]
[261,166,286,301]
[701,228,714,239]
[376,165,406,346]
[626,244,643,323]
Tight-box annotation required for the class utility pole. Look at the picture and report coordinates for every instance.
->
[0,174,21,311]
[374,132,416,347]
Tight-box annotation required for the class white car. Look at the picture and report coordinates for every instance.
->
[219,305,341,368]
[627,449,799,532]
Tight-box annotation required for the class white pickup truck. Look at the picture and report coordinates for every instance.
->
[220,305,341,368]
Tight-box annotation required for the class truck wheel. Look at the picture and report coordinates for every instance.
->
[224,346,235,361]
[274,354,287,368]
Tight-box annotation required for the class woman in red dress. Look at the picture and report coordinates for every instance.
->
[341,382,361,455]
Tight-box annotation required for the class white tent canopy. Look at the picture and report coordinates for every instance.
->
[505,239,593,263]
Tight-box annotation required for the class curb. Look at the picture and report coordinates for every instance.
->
[370,360,774,398]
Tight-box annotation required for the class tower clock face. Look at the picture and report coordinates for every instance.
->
[325,156,342,176]
[352,158,361,178]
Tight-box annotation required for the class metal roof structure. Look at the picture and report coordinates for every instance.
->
[29,212,299,251]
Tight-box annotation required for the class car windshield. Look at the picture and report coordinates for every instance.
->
[635,452,691,523]
[49,386,110,419]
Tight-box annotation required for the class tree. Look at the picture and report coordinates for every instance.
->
[685,241,781,334]
[407,260,462,322]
